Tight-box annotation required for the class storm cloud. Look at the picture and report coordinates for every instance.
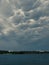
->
[0,0,49,51]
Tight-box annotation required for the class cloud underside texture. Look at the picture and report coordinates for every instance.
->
[0,0,49,51]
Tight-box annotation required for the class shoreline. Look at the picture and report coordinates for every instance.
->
[0,50,49,54]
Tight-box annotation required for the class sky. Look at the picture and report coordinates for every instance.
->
[0,0,49,51]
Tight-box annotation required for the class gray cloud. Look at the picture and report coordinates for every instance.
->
[0,0,49,51]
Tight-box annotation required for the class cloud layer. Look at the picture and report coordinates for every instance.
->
[0,0,49,51]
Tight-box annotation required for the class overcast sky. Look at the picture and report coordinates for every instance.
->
[0,0,49,51]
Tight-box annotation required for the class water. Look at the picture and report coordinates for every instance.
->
[0,54,49,65]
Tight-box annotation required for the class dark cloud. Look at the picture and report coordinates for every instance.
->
[0,0,49,51]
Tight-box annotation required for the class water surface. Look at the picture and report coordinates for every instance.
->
[0,54,49,65]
